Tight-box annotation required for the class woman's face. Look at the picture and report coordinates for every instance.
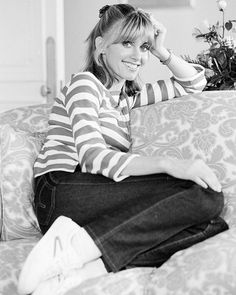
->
[102,35,151,84]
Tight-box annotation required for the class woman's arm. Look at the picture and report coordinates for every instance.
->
[133,63,206,109]
[121,156,222,193]
[153,47,198,79]
[150,18,198,79]
[132,18,207,109]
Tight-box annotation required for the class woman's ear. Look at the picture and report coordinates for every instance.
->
[95,36,106,64]
[95,36,105,53]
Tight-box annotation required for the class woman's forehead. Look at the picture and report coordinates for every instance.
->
[106,19,154,44]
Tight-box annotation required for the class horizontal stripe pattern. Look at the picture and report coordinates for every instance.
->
[34,66,206,181]
[133,64,206,108]
[34,71,138,181]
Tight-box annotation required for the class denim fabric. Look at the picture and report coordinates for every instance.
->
[34,169,228,272]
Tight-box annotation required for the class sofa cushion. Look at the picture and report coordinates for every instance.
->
[0,103,51,239]
[0,184,2,236]
[64,228,236,295]
[0,238,39,295]
[0,103,52,133]
[0,125,45,240]
[130,90,236,227]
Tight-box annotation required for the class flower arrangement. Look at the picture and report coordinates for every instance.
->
[184,0,236,90]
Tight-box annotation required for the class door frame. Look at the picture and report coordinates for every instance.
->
[43,0,65,100]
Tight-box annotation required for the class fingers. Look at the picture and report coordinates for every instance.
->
[201,172,222,192]
[165,158,222,193]
[193,161,222,192]
[149,14,166,35]
[193,177,208,190]
[194,176,222,192]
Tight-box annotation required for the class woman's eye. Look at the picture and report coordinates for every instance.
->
[141,43,151,52]
[122,41,132,47]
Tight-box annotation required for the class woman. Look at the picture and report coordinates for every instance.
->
[18,4,228,295]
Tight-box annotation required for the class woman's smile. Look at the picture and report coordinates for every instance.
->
[122,61,141,71]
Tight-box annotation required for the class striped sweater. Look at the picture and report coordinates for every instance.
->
[34,65,206,181]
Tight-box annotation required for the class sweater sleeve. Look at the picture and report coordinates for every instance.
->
[64,72,138,182]
[133,64,207,108]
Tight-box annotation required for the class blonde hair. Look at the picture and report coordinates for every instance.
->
[83,4,154,96]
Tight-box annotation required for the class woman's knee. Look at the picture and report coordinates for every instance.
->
[192,184,224,220]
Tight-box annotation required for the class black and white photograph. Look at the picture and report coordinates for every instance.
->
[0,1,236,294]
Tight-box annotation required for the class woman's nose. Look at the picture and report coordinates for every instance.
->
[131,47,141,60]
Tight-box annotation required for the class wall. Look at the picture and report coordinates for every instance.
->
[64,0,117,82]
[64,0,236,83]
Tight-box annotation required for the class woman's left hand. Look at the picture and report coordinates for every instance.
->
[149,15,167,58]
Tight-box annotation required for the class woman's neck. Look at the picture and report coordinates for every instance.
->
[109,80,125,93]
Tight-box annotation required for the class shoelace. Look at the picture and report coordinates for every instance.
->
[52,237,85,295]
[41,236,65,281]
[54,236,64,282]
[43,235,82,281]
[55,270,83,295]
[51,237,83,295]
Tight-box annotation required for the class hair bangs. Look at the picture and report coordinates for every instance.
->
[113,11,154,46]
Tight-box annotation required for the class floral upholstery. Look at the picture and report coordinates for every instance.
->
[0,92,236,295]
[0,103,51,241]
[0,238,39,295]
[130,90,236,228]
[131,91,236,192]
[0,103,52,133]
[0,125,43,240]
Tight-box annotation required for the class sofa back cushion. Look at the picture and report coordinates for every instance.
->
[0,103,52,240]
[0,103,52,132]
[130,91,236,227]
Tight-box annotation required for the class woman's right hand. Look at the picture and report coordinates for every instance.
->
[163,158,222,192]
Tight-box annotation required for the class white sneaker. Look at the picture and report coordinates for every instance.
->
[32,259,108,295]
[32,275,64,295]
[32,271,84,295]
[18,216,83,295]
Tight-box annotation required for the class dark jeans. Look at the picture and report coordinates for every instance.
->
[34,169,228,272]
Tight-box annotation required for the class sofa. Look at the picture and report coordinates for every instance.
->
[0,90,236,295]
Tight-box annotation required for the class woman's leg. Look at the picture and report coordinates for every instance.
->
[126,216,227,268]
[34,169,228,272]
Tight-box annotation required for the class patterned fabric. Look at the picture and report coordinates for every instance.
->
[0,125,43,240]
[0,238,40,295]
[35,67,205,181]
[0,103,51,240]
[0,103,52,133]
[131,91,236,193]
[0,153,2,235]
